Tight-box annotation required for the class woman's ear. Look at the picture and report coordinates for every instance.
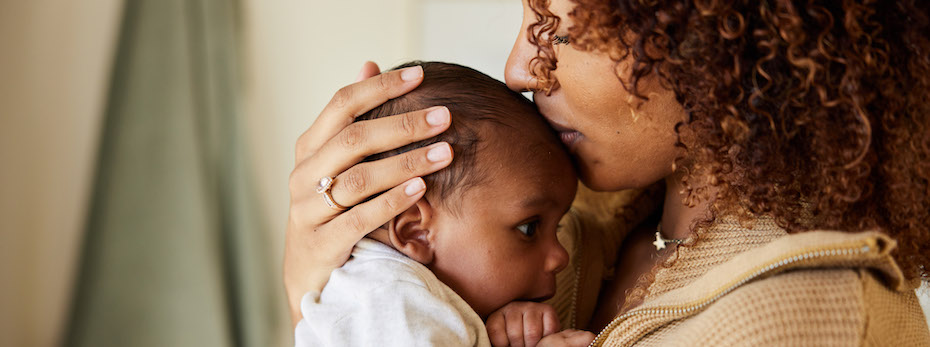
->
[388,198,436,264]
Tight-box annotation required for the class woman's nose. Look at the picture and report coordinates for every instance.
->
[505,18,536,92]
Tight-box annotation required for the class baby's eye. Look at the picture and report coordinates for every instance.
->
[552,34,571,45]
[517,221,540,238]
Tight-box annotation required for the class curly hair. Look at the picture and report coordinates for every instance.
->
[527,0,930,280]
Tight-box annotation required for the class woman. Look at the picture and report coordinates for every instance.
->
[285,0,930,345]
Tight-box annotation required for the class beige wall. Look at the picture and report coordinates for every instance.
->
[0,1,123,346]
[242,0,419,260]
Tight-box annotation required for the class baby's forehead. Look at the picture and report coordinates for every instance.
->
[471,121,570,178]
[449,129,576,212]
[428,117,577,222]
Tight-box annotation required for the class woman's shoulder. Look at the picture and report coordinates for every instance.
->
[595,230,930,346]
[681,266,929,346]
[700,229,930,345]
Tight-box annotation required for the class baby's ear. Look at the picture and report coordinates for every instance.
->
[388,198,436,264]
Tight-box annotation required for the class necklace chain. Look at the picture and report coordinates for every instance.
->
[653,223,685,251]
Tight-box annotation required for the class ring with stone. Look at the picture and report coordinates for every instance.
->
[316,176,348,211]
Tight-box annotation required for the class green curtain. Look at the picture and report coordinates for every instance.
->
[66,0,282,346]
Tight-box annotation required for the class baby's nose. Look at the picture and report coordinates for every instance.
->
[545,239,569,274]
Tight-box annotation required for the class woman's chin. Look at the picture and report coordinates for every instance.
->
[578,171,625,191]
[575,157,651,192]
[574,158,616,192]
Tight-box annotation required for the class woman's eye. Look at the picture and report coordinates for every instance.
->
[552,34,570,45]
[517,221,540,237]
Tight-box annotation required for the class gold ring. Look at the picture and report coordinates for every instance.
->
[316,176,348,211]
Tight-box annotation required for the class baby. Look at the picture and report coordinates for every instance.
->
[295,62,594,347]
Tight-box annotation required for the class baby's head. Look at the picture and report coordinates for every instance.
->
[361,61,578,318]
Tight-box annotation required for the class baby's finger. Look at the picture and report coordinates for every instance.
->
[324,177,426,245]
[486,311,510,347]
[505,311,526,347]
[542,309,561,337]
[522,311,544,347]
[297,65,424,161]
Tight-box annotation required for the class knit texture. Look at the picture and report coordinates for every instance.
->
[625,269,866,346]
[549,187,930,346]
[613,229,928,346]
[647,216,787,298]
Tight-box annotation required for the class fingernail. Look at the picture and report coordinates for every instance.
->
[401,66,423,82]
[426,143,452,162]
[426,107,450,127]
[405,178,426,196]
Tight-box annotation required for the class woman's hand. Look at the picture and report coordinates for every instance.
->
[487,301,562,347]
[536,330,596,347]
[284,62,454,327]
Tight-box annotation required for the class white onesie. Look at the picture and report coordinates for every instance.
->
[295,238,491,347]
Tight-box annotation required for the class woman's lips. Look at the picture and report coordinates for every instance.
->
[559,130,582,148]
[534,99,581,148]
[542,115,582,148]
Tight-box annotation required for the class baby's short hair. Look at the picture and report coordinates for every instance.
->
[359,61,552,204]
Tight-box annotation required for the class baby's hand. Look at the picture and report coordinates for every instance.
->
[537,329,596,347]
[486,301,561,347]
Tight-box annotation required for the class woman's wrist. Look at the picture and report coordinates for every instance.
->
[287,269,331,328]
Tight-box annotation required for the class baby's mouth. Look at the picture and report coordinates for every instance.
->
[529,293,555,303]
[529,284,557,302]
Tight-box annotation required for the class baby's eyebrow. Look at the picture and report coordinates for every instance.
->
[519,195,553,209]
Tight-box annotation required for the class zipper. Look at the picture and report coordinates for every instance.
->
[565,212,585,329]
[587,239,878,346]
[569,249,582,328]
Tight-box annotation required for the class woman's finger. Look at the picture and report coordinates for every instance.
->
[296,65,425,162]
[287,107,451,219]
[322,177,427,245]
[326,142,452,207]
[355,61,381,82]
[563,330,595,346]
[311,106,451,176]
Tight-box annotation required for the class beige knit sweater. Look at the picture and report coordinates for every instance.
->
[547,185,930,346]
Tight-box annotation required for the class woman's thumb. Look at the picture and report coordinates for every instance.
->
[355,61,381,82]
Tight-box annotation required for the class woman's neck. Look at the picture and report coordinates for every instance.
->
[659,171,714,240]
